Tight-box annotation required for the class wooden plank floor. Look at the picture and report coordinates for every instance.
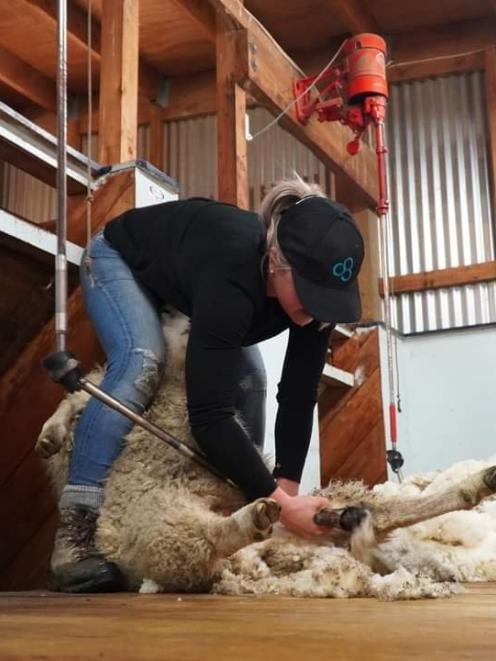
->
[1,584,496,660]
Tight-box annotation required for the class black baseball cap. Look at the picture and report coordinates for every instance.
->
[277,196,364,323]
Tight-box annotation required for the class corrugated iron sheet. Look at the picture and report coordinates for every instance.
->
[162,108,331,201]
[387,72,495,334]
[1,163,56,224]
[2,73,494,336]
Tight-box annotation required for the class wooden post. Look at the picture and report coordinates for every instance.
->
[335,176,382,322]
[485,46,496,225]
[98,0,139,165]
[149,106,165,170]
[354,209,382,323]
[216,20,248,208]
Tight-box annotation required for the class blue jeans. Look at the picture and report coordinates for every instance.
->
[67,231,266,495]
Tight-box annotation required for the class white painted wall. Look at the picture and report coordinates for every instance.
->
[379,325,496,479]
[258,323,496,493]
[259,333,320,495]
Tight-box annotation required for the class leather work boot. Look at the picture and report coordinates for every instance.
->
[49,506,125,593]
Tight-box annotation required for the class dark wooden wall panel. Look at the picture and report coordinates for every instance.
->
[0,171,135,590]
[0,236,79,377]
[319,329,387,488]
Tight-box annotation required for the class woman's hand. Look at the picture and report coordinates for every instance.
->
[276,477,299,496]
[269,487,330,538]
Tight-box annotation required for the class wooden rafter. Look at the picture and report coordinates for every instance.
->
[378,262,496,297]
[72,8,495,130]
[389,16,496,66]
[297,15,495,85]
[298,47,485,85]
[26,0,102,51]
[0,45,56,112]
[23,0,161,102]
[169,0,216,42]
[387,51,485,84]
[326,0,381,35]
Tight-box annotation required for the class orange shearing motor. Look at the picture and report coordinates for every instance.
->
[293,34,387,153]
[293,34,404,478]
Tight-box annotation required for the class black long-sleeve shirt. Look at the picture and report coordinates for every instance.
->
[104,197,331,500]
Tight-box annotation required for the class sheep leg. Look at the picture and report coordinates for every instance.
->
[36,390,90,458]
[373,465,496,533]
[211,498,281,558]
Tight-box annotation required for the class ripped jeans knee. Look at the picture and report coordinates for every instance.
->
[132,348,165,406]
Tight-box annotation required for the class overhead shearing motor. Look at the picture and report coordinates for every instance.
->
[293,33,404,478]
[293,34,388,154]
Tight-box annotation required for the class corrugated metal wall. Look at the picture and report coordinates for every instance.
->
[387,71,496,334]
[0,164,56,223]
[2,73,494,335]
[160,107,332,202]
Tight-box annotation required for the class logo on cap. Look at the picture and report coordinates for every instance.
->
[331,257,354,283]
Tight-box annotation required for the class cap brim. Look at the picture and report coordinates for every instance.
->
[293,270,362,323]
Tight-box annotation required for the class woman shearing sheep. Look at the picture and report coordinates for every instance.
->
[50,177,365,593]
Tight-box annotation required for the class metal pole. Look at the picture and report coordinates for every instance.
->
[375,120,404,481]
[56,0,68,352]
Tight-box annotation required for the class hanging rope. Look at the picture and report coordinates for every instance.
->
[247,39,348,143]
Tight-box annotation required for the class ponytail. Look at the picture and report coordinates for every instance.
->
[259,175,326,267]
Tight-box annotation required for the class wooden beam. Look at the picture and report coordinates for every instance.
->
[389,17,496,66]
[22,107,81,148]
[296,15,495,85]
[216,23,248,208]
[0,45,56,112]
[485,47,496,228]
[23,0,160,102]
[297,47,483,85]
[161,71,218,121]
[98,0,139,165]
[207,0,378,207]
[170,0,216,42]
[378,262,496,297]
[326,0,381,35]
[25,0,102,50]
[387,50,485,84]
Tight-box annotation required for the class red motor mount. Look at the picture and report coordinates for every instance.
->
[293,33,388,155]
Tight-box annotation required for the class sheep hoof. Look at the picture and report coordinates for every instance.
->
[483,466,496,491]
[252,498,281,539]
[35,434,63,458]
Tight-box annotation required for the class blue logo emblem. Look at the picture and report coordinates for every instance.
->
[332,257,354,282]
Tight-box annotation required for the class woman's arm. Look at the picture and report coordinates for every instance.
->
[186,297,278,501]
[277,477,299,496]
[273,321,332,484]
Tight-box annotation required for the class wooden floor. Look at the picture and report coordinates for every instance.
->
[1,584,496,660]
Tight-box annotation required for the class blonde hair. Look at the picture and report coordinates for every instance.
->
[259,175,326,268]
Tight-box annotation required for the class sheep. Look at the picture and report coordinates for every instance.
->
[36,310,496,599]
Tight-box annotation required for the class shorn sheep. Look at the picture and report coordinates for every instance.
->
[37,310,496,599]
